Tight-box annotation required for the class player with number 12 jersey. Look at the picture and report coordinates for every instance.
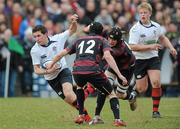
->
[67,33,110,74]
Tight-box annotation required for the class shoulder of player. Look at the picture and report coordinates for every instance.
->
[130,22,140,33]
[30,43,39,54]
[151,21,161,28]
[78,35,105,41]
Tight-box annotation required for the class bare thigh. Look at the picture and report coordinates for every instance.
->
[62,82,77,104]
[136,75,149,93]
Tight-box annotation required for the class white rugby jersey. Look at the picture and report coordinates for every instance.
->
[31,30,70,80]
[129,21,163,59]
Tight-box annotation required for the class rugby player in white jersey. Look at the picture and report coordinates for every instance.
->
[30,14,91,122]
[128,2,177,118]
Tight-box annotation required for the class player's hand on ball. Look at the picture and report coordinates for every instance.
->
[46,61,54,69]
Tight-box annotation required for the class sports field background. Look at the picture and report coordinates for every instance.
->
[0,97,180,129]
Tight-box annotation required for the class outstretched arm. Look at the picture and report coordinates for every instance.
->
[103,51,127,85]
[46,49,69,69]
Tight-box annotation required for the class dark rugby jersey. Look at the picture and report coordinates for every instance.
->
[65,33,112,74]
[109,40,135,70]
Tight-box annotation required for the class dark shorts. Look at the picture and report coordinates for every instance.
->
[108,64,135,86]
[134,57,160,79]
[47,68,73,99]
[73,73,113,95]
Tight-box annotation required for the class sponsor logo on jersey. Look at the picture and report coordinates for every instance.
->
[140,34,146,38]
[41,54,47,59]
[144,40,157,44]
[52,46,57,51]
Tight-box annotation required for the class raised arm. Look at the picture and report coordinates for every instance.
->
[103,51,127,85]
[68,14,78,36]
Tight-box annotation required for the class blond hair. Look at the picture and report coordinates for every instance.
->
[137,2,152,13]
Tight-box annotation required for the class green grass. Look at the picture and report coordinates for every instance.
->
[0,97,180,129]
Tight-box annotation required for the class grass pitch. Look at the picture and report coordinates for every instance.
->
[0,97,180,129]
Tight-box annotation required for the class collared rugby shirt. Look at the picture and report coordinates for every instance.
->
[129,21,163,59]
[31,30,69,80]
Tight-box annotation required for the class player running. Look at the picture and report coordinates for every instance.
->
[30,14,91,122]
[128,2,177,118]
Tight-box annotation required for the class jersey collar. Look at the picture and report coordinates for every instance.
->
[139,21,156,28]
[40,37,56,47]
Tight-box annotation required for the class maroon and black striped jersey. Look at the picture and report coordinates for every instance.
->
[110,40,135,70]
[65,34,112,74]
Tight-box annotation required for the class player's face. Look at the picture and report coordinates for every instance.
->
[33,31,48,45]
[108,37,117,47]
[138,8,151,24]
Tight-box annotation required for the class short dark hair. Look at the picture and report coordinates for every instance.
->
[32,25,47,34]
[108,27,122,41]
[89,22,103,35]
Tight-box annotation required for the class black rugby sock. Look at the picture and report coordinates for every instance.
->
[76,88,85,115]
[95,92,106,116]
[110,97,120,119]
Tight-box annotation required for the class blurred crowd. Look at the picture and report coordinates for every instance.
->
[0,0,180,97]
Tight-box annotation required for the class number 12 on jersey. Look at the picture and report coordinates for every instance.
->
[78,40,95,54]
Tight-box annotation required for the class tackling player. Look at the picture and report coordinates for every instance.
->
[87,27,137,124]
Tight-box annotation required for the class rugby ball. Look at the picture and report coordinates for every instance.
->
[42,61,62,70]
[42,60,52,69]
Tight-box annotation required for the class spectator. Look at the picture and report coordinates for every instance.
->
[10,3,23,37]
[0,29,24,97]
[20,28,35,96]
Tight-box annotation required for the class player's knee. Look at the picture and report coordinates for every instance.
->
[108,91,117,99]
[64,92,76,102]
[152,80,160,88]
[136,87,146,93]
